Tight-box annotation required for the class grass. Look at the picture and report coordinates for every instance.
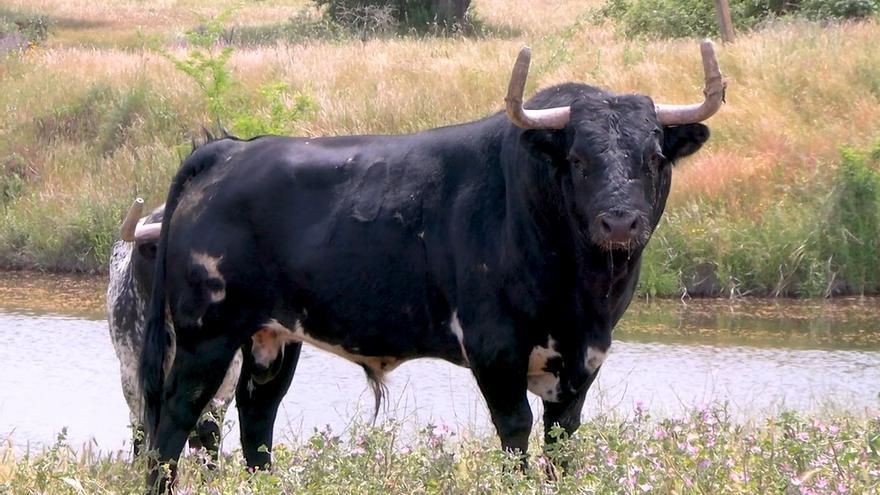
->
[1,405,878,493]
[0,0,878,295]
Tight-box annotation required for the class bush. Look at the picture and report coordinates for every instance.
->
[820,143,880,294]
[601,0,879,38]
[0,7,52,48]
[313,0,472,33]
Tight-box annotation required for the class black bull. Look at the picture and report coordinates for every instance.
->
[137,43,725,490]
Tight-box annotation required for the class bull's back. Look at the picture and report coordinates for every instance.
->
[171,136,463,360]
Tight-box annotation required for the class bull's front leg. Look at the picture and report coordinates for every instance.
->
[541,360,602,477]
[466,326,533,461]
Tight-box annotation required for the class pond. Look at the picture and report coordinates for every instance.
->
[0,271,878,454]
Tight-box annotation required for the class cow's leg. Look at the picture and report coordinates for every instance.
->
[541,368,599,477]
[542,375,593,445]
[187,403,223,468]
[236,341,302,470]
[146,335,239,493]
[187,351,241,468]
[467,334,532,461]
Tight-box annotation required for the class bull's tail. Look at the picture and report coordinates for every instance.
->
[139,136,239,448]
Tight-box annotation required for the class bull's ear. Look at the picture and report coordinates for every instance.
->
[662,123,710,163]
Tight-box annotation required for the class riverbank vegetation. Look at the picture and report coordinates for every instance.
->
[1,405,878,493]
[0,0,878,296]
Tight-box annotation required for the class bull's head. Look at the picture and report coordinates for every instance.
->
[506,40,725,251]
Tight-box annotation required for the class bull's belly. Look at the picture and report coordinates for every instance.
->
[251,307,467,382]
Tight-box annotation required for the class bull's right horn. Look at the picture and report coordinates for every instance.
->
[505,46,571,130]
[120,198,144,242]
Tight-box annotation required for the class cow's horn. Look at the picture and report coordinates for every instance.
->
[134,222,162,242]
[655,39,727,125]
[505,46,571,130]
[120,198,144,242]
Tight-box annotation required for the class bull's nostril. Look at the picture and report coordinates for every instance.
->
[600,219,612,234]
[629,219,639,232]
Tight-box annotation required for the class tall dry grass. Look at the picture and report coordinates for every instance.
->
[0,0,878,288]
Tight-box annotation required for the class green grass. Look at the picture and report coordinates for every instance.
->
[640,140,880,297]
[2,405,878,493]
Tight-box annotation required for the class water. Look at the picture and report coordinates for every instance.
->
[0,272,878,454]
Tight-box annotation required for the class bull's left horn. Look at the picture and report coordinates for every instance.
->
[655,39,727,125]
[120,198,144,242]
[505,46,571,130]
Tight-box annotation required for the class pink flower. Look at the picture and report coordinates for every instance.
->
[638,483,652,492]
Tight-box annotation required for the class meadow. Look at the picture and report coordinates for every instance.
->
[1,0,879,296]
[2,405,879,494]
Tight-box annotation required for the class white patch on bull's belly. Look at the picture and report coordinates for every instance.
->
[258,319,400,377]
[585,345,607,374]
[527,337,562,402]
[449,310,468,364]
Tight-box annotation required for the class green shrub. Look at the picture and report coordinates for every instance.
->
[800,0,879,18]
[820,143,880,294]
[601,0,879,38]
[0,7,52,48]
[160,12,318,138]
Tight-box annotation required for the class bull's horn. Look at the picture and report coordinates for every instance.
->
[134,222,162,242]
[120,198,144,242]
[505,46,571,130]
[655,39,727,125]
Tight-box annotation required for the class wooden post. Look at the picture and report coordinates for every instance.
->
[714,0,735,44]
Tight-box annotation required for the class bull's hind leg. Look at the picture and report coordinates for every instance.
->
[236,340,303,470]
[188,351,241,468]
[147,333,240,493]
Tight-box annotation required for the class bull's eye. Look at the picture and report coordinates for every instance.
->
[569,155,581,166]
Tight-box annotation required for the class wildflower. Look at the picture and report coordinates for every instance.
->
[351,446,366,456]
[796,431,810,442]
[698,458,710,469]
[653,428,667,440]
[836,483,849,494]
[638,482,653,492]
